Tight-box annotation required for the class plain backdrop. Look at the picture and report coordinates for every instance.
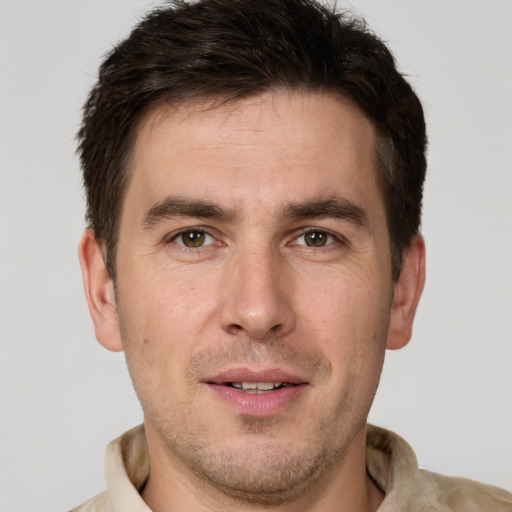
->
[1,1,511,510]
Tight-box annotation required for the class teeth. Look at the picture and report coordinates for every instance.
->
[231,382,283,393]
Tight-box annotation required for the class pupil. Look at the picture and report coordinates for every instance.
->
[306,231,326,247]
[183,231,204,247]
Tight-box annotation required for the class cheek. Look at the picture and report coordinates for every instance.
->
[115,261,225,387]
[118,258,221,337]
[300,266,392,334]
[297,269,391,380]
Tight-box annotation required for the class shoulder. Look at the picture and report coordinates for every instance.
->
[422,470,512,512]
[366,425,512,512]
[69,490,113,512]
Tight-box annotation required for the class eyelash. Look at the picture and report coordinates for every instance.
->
[291,227,346,248]
[165,226,346,250]
[166,227,216,249]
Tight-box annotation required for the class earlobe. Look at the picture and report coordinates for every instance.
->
[78,229,124,352]
[386,234,426,350]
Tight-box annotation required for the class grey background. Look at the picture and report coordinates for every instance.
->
[1,1,511,510]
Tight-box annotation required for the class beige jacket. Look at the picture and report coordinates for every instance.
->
[71,425,512,512]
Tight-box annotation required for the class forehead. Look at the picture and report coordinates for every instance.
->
[125,91,382,220]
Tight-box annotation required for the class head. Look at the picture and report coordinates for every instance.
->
[78,0,426,507]
[78,0,426,284]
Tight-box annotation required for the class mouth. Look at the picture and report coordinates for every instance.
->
[225,381,295,394]
[204,369,307,416]
[206,368,306,389]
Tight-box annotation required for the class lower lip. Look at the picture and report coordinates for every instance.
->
[207,384,307,417]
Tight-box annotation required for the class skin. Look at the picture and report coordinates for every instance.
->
[79,91,425,512]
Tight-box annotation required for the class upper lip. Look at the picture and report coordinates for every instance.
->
[204,367,308,385]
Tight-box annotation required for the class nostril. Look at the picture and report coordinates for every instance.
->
[225,323,245,336]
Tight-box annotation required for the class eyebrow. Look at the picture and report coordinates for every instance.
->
[142,194,368,230]
[283,196,368,228]
[142,196,237,229]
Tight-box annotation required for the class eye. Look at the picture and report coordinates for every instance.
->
[294,229,337,248]
[171,229,215,248]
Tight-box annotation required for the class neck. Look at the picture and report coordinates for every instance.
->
[141,423,384,512]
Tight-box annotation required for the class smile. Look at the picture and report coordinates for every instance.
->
[228,382,292,393]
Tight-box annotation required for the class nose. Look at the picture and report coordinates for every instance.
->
[219,246,296,340]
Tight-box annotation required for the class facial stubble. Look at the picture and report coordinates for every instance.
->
[126,336,382,506]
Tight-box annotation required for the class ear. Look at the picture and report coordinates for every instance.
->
[78,229,123,352]
[386,234,426,350]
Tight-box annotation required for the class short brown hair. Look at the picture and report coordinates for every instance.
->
[78,0,427,282]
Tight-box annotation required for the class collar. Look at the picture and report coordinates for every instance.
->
[101,424,511,511]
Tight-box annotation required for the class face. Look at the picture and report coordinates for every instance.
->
[85,91,419,504]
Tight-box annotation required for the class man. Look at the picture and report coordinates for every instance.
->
[73,0,512,510]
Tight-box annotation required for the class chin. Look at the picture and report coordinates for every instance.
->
[192,441,331,505]
[168,421,356,507]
